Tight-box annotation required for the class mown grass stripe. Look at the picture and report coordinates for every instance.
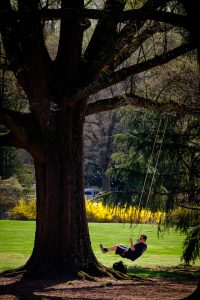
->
[0,221,199,277]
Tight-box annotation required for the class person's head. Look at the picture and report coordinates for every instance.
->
[139,235,147,243]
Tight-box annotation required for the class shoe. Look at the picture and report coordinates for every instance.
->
[100,244,108,253]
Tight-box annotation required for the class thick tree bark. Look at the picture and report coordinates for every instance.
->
[23,104,105,276]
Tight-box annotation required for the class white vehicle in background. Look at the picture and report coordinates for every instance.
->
[84,188,99,200]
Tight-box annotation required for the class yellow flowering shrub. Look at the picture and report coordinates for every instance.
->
[10,197,164,224]
[11,198,36,220]
[86,200,164,224]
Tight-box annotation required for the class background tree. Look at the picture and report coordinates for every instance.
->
[0,0,199,278]
[0,40,18,179]
[0,176,23,218]
[84,107,121,190]
[0,38,34,194]
[107,111,199,206]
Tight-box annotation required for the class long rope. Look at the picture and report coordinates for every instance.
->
[137,118,162,210]
[145,116,168,210]
[137,116,168,238]
[131,116,168,239]
[130,117,162,238]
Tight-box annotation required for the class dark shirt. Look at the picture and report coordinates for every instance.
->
[125,242,147,261]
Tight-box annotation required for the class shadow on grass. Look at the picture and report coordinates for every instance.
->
[128,265,200,280]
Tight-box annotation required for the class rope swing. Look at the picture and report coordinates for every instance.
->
[131,115,169,239]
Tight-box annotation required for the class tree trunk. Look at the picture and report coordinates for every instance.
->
[24,105,106,277]
[102,172,111,191]
[185,280,200,300]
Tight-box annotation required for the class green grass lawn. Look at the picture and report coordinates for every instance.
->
[0,220,199,278]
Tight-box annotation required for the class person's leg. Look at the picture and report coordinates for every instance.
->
[100,244,118,253]
[108,245,117,252]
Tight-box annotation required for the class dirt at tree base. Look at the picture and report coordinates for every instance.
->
[0,273,199,300]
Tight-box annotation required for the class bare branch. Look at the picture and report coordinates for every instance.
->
[107,22,172,73]
[86,93,200,116]
[69,43,195,105]
[82,0,175,86]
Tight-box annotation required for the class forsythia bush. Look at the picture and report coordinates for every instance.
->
[86,201,164,224]
[11,198,164,224]
[11,198,36,220]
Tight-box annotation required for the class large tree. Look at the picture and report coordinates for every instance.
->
[0,0,199,277]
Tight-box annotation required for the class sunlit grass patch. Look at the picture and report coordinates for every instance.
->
[0,221,199,277]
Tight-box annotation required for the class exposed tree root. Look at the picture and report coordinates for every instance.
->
[0,266,26,277]
[76,260,144,281]
[77,271,97,281]
[103,266,143,281]
[0,261,143,282]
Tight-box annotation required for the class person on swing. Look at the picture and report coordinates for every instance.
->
[100,234,147,261]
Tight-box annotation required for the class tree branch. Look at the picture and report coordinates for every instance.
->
[0,106,31,135]
[0,0,30,96]
[0,131,20,147]
[55,0,84,94]
[86,93,200,116]
[0,2,51,108]
[82,0,175,91]
[0,106,38,146]
[106,22,172,74]
[83,0,126,79]
[88,0,176,81]
[0,8,188,29]
[83,0,168,83]
[0,106,45,161]
[16,1,52,109]
[76,0,186,88]
[178,204,200,211]
[69,43,195,105]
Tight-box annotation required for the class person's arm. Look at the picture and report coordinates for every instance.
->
[129,238,135,251]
